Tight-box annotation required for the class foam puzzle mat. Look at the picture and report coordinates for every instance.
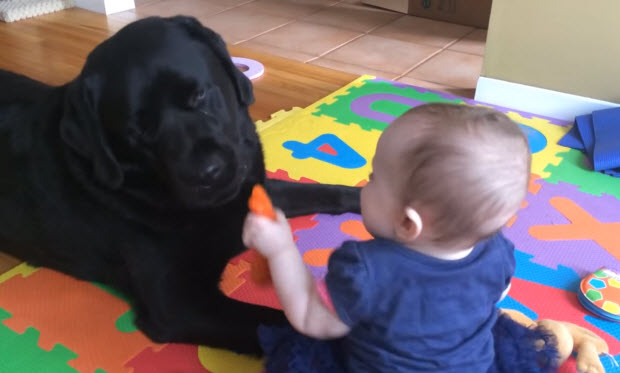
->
[1,75,620,372]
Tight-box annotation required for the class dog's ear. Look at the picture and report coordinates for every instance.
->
[60,76,124,189]
[171,16,255,106]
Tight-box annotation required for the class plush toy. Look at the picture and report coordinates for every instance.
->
[501,308,613,373]
[247,184,276,285]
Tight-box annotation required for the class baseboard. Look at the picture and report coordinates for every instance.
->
[75,0,134,14]
[475,76,619,122]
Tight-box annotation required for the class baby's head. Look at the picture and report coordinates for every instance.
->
[361,103,531,249]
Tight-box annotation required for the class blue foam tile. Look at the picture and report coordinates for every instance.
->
[585,315,620,343]
[592,107,620,172]
[496,295,538,320]
[513,250,581,292]
[558,122,585,151]
[603,355,620,372]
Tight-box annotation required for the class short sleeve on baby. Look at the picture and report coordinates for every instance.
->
[325,241,372,326]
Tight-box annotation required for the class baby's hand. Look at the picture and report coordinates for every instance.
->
[242,209,296,259]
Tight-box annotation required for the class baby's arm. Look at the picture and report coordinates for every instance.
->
[243,210,351,339]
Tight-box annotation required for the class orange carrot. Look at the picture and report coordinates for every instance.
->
[249,184,277,220]
[248,184,275,285]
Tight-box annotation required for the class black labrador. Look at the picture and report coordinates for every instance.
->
[0,15,359,354]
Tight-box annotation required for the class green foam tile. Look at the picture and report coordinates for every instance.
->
[0,308,79,373]
[313,79,464,132]
[115,310,138,333]
[544,149,620,201]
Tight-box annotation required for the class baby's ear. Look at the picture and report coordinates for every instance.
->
[395,207,423,242]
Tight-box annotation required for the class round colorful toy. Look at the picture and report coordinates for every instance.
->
[578,268,620,322]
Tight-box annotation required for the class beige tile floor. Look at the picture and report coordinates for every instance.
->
[109,0,487,98]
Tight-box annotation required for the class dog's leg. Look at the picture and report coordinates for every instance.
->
[265,179,361,217]
[133,287,285,354]
[125,250,285,354]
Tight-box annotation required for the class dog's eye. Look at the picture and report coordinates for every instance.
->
[195,89,206,100]
[188,88,207,109]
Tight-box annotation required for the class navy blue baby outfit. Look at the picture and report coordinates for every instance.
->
[258,232,559,373]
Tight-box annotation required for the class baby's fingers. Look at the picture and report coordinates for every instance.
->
[274,208,287,222]
[242,214,261,246]
[242,223,254,248]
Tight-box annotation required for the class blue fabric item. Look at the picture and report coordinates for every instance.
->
[258,324,344,373]
[574,113,596,161]
[561,108,620,178]
[258,313,559,373]
[325,233,514,373]
[592,107,620,171]
[490,313,559,373]
[558,121,585,151]
[604,168,620,177]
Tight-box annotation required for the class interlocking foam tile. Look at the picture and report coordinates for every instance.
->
[503,112,570,178]
[125,344,209,373]
[295,213,367,279]
[128,344,262,373]
[222,215,322,310]
[263,76,572,185]
[255,107,303,132]
[504,180,620,277]
[258,113,379,185]
[512,249,581,292]
[313,77,464,131]
[0,262,37,283]
[198,346,263,373]
[545,149,620,200]
[3,75,620,371]
[0,267,163,373]
[0,307,80,373]
[222,250,280,310]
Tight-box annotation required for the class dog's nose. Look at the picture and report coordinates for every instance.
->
[205,163,222,178]
[200,156,225,183]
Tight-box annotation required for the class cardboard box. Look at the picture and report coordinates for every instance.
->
[363,0,410,14]
[363,0,493,29]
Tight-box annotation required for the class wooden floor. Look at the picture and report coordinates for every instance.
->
[0,8,356,274]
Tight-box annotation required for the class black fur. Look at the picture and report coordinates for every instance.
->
[0,16,360,353]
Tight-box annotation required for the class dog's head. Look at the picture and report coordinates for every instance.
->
[61,16,264,208]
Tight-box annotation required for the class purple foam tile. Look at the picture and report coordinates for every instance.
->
[295,212,363,278]
[351,93,426,123]
[503,180,620,277]
[370,77,462,102]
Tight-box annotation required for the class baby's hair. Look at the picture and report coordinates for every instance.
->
[391,103,531,246]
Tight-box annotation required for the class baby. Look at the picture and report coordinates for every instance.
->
[244,103,563,372]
